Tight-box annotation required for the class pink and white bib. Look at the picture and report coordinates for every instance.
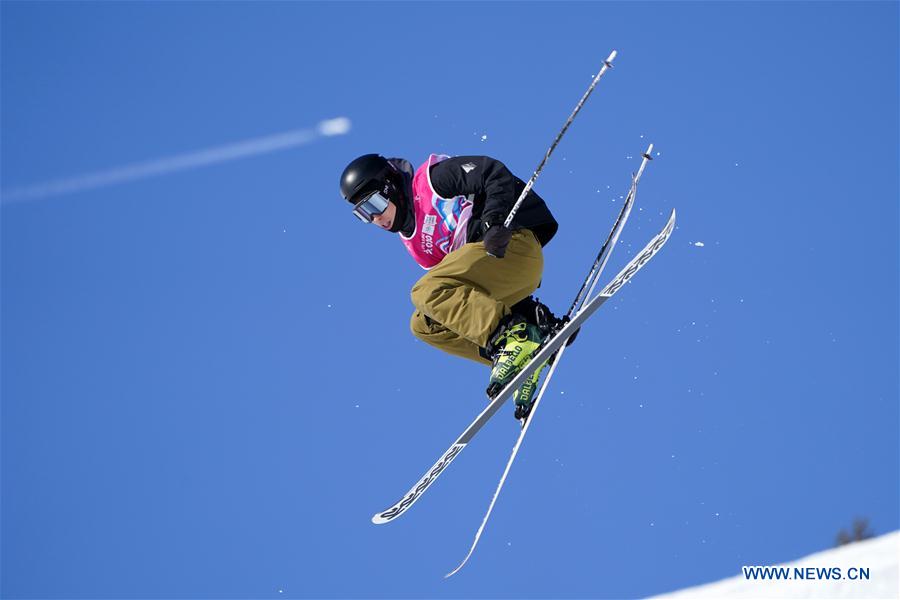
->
[400,154,473,269]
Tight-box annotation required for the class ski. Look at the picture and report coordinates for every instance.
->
[445,342,569,578]
[444,146,656,576]
[372,208,676,526]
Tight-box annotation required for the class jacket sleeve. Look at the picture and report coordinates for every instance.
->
[428,156,518,225]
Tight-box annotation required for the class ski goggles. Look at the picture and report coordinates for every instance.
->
[351,189,391,223]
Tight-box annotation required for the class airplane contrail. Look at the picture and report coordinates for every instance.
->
[1,117,352,204]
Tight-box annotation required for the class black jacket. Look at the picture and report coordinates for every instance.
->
[428,156,558,247]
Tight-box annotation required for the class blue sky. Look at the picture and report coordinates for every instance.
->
[2,2,898,598]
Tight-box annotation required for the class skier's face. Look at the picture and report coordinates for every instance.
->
[371,200,397,231]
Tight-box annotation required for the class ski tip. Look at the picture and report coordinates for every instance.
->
[665,208,677,229]
[643,143,654,159]
[605,49,617,65]
[371,512,391,525]
[445,559,468,579]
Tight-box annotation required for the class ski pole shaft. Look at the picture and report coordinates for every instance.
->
[567,143,654,317]
[502,50,617,229]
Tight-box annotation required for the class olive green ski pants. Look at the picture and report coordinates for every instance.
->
[409,229,543,366]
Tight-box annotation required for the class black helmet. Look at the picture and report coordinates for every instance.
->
[340,154,395,204]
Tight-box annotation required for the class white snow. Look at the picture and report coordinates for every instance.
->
[650,531,899,599]
[693,242,705,247]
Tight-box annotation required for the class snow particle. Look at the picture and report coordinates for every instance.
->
[480,134,488,142]
[693,241,705,247]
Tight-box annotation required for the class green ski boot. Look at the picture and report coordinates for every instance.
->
[485,315,547,399]
[512,360,549,424]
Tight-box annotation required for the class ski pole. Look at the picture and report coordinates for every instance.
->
[568,143,654,316]
[502,50,617,229]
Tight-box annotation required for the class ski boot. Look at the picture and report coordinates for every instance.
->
[485,315,546,399]
[507,296,575,423]
[512,360,549,425]
[511,295,578,347]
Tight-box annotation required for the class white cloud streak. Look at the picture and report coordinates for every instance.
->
[1,117,352,204]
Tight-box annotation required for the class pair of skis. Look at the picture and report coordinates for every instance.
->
[371,144,676,577]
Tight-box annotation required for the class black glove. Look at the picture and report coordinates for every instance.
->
[483,222,512,258]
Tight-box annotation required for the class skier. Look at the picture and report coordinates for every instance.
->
[339,153,561,421]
